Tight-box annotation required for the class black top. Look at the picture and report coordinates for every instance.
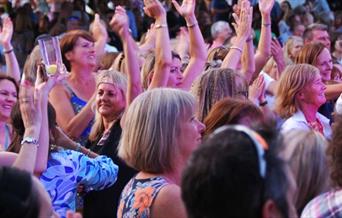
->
[83,120,137,218]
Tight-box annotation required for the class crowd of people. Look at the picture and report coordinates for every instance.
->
[0,0,341,217]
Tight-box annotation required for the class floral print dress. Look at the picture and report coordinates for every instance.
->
[117,176,170,218]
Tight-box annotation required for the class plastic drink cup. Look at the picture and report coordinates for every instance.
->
[38,36,63,76]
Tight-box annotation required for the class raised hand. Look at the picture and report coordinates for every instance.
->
[35,64,66,98]
[232,0,253,40]
[0,17,13,47]
[259,0,275,16]
[172,0,195,18]
[19,80,42,137]
[143,0,166,19]
[90,13,107,40]
[248,75,266,105]
[110,6,130,37]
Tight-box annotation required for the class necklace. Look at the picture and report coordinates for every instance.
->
[307,118,323,134]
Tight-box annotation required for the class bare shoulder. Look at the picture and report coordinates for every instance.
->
[151,184,187,218]
[50,83,70,100]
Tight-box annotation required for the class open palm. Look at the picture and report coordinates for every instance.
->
[259,0,275,15]
[0,17,13,45]
[172,0,195,17]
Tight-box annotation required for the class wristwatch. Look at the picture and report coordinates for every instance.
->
[21,137,39,146]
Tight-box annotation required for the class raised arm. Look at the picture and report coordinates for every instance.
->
[110,6,142,106]
[221,0,252,70]
[254,0,274,74]
[12,80,42,172]
[0,17,20,82]
[146,0,172,89]
[90,14,108,64]
[33,65,65,174]
[172,0,207,90]
[49,85,95,140]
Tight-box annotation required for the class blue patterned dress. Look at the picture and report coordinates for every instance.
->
[117,176,170,218]
[39,149,118,218]
[64,84,94,145]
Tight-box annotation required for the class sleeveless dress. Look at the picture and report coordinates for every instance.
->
[64,84,94,145]
[117,176,170,218]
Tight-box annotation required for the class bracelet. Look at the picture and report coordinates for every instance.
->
[155,23,168,29]
[3,48,13,54]
[230,46,243,53]
[259,100,268,107]
[262,23,271,27]
[187,22,198,28]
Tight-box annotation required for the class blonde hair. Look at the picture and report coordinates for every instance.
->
[118,88,195,174]
[141,52,155,90]
[191,68,248,121]
[88,70,127,141]
[281,130,329,214]
[275,64,319,118]
[284,36,303,63]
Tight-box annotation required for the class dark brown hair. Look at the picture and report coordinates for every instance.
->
[0,75,19,95]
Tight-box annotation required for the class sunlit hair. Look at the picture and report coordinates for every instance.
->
[284,36,303,63]
[204,97,263,137]
[118,88,195,173]
[88,70,127,141]
[275,64,320,118]
[281,130,329,214]
[140,51,181,90]
[295,42,325,66]
[60,30,94,71]
[192,68,248,121]
[23,45,41,83]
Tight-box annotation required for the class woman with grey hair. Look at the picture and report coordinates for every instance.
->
[117,88,205,218]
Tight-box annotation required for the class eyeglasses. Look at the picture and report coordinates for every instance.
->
[210,125,269,178]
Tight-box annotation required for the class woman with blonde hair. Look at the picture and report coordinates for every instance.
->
[192,68,249,121]
[276,64,331,138]
[281,130,329,214]
[117,88,205,218]
[284,36,303,64]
